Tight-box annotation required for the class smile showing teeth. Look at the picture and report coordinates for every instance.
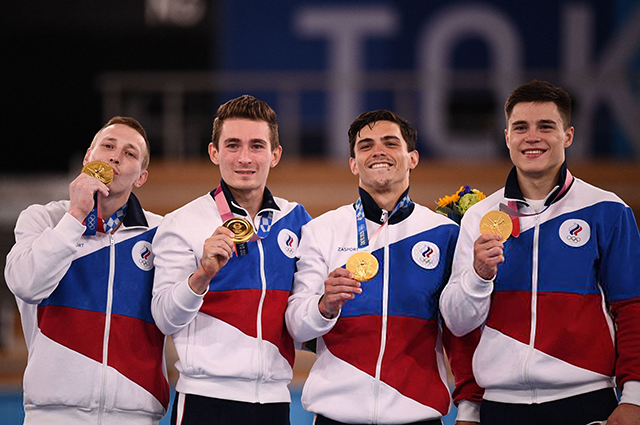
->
[371,163,390,169]
[524,150,544,155]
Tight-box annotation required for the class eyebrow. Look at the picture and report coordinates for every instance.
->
[356,135,401,144]
[222,138,269,145]
[510,119,558,127]
[537,119,558,126]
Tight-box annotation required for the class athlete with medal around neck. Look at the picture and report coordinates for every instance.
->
[440,80,640,425]
[151,95,311,425]
[286,110,483,425]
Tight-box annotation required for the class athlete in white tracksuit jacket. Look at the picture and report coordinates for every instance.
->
[5,117,168,424]
[440,80,640,425]
[286,110,482,425]
[151,95,312,425]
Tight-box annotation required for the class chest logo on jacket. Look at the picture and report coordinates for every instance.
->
[132,240,154,271]
[559,219,591,248]
[411,241,440,269]
[277,229,299,258]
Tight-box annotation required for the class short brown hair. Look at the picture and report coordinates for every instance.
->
[91,116,151,169]
[348,110,417,158]
[211,95,279,150]
[504,80,572,129]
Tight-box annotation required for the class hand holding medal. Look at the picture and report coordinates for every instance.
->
[474,210,512,281]
[319,267,364,319]
[479,210,513,242]
[222,218,254,244]
[79,161,114,235]
[222,217,254,257]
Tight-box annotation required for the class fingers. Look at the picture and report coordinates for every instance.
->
[473,233,504,280]
[200,226,236,276]
[328,267,354,279]
[319,267,363,318]
[203,228,234,258]
[212,226,236,240]
[68,174,110,222]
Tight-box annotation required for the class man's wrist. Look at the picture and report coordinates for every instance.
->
[188,268,211,295]
[318,295,339,319]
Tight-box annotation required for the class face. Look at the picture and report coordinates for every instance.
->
[505,102,574,182]
[209,118,282,197]
[84,124,148,195]
[349,120,418,195]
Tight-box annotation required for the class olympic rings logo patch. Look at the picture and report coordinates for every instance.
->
[558,219,590,248]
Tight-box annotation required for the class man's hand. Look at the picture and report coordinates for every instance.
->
[473,233,504,280]
[189,226,235,295]
[607,403,640,425]
[318,267,362,319]
[68,173,110,223]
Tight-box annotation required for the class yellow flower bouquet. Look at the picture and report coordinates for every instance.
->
[436,185,486,224]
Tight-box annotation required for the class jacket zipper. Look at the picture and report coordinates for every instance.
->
[523,215,540,403]
[98,234,116,423]
[255,239,267,401]
[372,223,389,423]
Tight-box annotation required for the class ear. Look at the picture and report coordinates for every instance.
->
[564,126,574,148]
[270,145,282,168]
[408,150,419,170]
[349,157,358,176]
[504,128,510,149]
[133,170,149,188]
[82,148,92,166]
[208,142,219,165]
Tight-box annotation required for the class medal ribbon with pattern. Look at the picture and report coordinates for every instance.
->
[499,169,574,238]
[213,184,273,257]
[349,194,413,281]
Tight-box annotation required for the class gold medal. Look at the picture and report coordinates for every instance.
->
[222,217,254,244]
[479,210,513,242]
[82,161,114,186]
[346,252,379,282]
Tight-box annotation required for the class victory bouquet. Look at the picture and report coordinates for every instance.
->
[436,185,486,224]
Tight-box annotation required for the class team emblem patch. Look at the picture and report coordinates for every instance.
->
[278,229,299,258]
[411,241,440,270]
[132,240,154,271]
[559,219,590,247]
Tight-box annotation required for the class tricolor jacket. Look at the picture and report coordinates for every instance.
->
[4,193,168,423]
[151,181,311,403]
[440,163,640,406]
[285,188,482,424]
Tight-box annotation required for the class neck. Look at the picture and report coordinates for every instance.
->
[99,192,129,218]
[517,169,560,200]
[228,186,264,219]
[367,186,407,212]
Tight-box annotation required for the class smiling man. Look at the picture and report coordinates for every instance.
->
[285,110,482,425]
[5,117,169,424]
[151,95,311,425]
[440,80,640,425]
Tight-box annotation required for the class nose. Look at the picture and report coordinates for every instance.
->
[109,149,122,165]
[525,127,540,142]
[372,142,387,156]
[238,145,252,163]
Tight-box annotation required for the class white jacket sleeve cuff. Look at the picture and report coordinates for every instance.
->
[621,380,640,407]
[60,212,88,239]
[308,294,339,332]
[173,278,206,313]
[456,400,481,423]
[462,266,495,299]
